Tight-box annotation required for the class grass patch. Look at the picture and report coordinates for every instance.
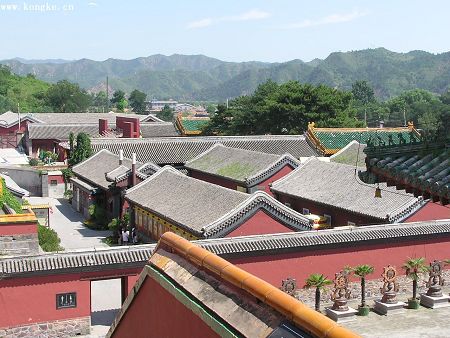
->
[217,162,255,180]
[38,224,63,252]
[101,236,118,246]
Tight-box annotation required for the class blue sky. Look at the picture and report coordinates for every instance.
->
[0,0,449,62]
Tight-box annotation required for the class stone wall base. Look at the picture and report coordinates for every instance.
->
[0,316,90,338]
[0,233,39,256]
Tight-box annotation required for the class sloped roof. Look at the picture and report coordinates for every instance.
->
[28,123,100,140]
[125,166,311,237]
[366,144,449,203]
[330,140,367,167]
[185,144,300,186]
[139,122,179,137]
[29,112,154,124]
[175,113,210,135]
[271,158,425,223]
[106,232,357,338]
[306,122,420,155]
[91,135,318,165]
[0,111,42,127]
[72,149,142,190]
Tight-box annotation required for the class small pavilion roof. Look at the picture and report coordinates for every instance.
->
[271,158,425,223]
[185,144,300,186]
[125,166,311,237]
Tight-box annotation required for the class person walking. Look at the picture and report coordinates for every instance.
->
[122,229,129,245]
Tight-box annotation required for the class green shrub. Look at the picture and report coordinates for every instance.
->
[29,158,39,166]
[64,189,73,200]
[108,218,119,233]
[38,224,63,252]
[0,178,23,214]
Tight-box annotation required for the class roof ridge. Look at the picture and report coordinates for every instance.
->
[156,232,359,338]
[184,143,224,166]
[270,156,317,189]
[245,153,301,185]
[72,149,113,170]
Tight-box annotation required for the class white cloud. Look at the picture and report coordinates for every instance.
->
[187,9,270,29]
[88,2,98,7]
[285,10,367,29]
[187,18,213,29]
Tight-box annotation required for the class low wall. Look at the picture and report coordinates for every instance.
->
[0,316,90,338]
[0,214,39,255]
[0,166,41,196]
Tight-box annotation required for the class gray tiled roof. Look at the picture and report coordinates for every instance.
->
[72,149,142,190]
[91,135,319,165]
[140,122,179,137]
[330,141,367,167]
[196,219,450,255]
[0,111,42,127]
[125,166,311,237]
[185,144,300,186]
[271,158,425,222]
[0,244,155,277]
[28,112,154,124]
[28,124,100,140]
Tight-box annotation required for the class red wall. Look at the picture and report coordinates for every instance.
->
[112,275,220,338]
[0,274,90,328]
[190,170,238,190]
[405,201,450,222]
[32,139,57,157]
[189,164,294,196]
[257,164,294,196]
[48,174,65,184]
[0,121,28,136]
[275,194,380,226]
[225,210,294,237]
[228,236,450,287]
[116,117,140,138]
[0,221,37,235]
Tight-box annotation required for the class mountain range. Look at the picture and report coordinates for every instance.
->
[1,48,449,101]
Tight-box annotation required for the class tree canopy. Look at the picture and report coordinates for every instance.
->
[156,104,174,122]
[128,89,147,113]
[69,133,92,166]
[45,80,92,112]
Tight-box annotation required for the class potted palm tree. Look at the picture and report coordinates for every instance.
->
[402,257,429,309]
[353,264,374,316]
[304,273,332,312]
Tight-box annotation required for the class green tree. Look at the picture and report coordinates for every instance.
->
[402,257,429,301]
[69,133,92,166]
[353,265,375,309]
[45,80,92,112]
[156,104,174,122]
[128,89,147,113]
[352,80,375,105]
[304,273,332,312]
[111,90,125,105]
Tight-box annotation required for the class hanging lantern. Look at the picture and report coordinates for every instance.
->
[375,184,382,198]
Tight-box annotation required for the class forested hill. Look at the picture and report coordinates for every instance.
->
[2,48,449,101]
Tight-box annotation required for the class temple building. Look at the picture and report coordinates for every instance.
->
[270,158,448,227]
[305,121,421,156]
[174,113,210,135]
[125,166,311,241]
[71,149,159,220]
[106,232,358,338]
[185,144,300,195]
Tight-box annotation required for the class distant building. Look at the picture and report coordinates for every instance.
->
[146,99,178,112]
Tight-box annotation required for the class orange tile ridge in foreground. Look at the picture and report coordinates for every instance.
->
[156,232,361,338]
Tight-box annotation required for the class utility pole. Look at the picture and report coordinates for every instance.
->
[106,76,109,112]
[17,103,20,130]
[403,107,406,127]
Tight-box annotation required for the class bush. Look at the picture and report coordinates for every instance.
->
[64,189,73,201]
[108,218,119,233]
[0,178,23,214]
[29,158,39,166]
[38,224,63,252]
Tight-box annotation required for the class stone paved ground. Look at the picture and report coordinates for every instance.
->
[342,302,450,338]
